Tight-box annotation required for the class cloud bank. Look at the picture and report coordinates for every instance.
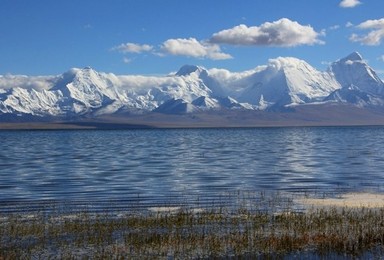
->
[112,18,326,63]
[350,18,384,45]
[210,18,324,47]
[0,75,55,90]
[339,0,361,8]
[160,38,232,60]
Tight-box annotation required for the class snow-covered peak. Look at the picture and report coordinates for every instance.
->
[340,51,363,63]
[47,67,122,115]
[192,96,219,109]
[72,67,103,83]
[267,56,309,70]
[330,52,384,95]
[266,56,320,80]
[175,65,206,77]
[332,52,366,67]
[51,67,103,91]
[154,98,197,114]
[238,56,339,107]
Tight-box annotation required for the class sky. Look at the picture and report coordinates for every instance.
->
[0,0,384,77]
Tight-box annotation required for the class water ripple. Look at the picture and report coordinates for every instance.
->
[1,127,384,205]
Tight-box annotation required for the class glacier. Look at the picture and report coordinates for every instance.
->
[0,52,383,119]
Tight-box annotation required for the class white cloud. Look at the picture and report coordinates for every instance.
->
[357,19,384,29]
[346,22,354,28]
[123,57,132,64]
[379,55,384,62]
[0,75,54,91]
[160,38,232,60]
[112,42,153,53]
[339,0,361,8]
[329,25,340,30]
[210,18,324,47]
[350,18,384,45]
[321,61,332,66]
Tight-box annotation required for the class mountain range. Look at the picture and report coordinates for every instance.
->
[1,52,384,128]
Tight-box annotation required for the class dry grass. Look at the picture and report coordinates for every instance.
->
[1,193,384,258]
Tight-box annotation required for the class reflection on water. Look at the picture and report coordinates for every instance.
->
[1,126,384,207]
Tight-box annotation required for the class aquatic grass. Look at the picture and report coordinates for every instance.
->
[1,193,384,258]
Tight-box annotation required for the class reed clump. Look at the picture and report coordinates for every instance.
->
[1,194,384,258]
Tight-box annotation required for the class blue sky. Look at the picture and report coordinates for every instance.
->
[0,0,383,76]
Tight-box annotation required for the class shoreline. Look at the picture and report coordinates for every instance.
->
[2,120,384,130]
[2,191,384,258]
[2,103,384,130]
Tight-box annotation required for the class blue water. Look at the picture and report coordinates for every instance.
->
[1,126,384,209]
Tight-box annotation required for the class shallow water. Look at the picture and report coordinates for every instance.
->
[1,126,384,210]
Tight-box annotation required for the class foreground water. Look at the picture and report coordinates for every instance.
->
[1,126,384,211]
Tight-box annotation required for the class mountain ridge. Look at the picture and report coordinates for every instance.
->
[0,52,383,122]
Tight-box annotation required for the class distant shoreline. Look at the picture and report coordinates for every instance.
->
[2,104,384,130]
[2,121,384,130]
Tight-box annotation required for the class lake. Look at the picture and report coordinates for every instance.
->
[1,126,384,212]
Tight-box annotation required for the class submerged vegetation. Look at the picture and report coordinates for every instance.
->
[2,192,384,258]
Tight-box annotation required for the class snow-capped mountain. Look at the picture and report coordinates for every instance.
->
[235,56,340,108]
[324,52,384,107]
[0,52,383,119]
[329,52,384,96]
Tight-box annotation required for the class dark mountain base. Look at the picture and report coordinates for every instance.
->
[2,103,384,130]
